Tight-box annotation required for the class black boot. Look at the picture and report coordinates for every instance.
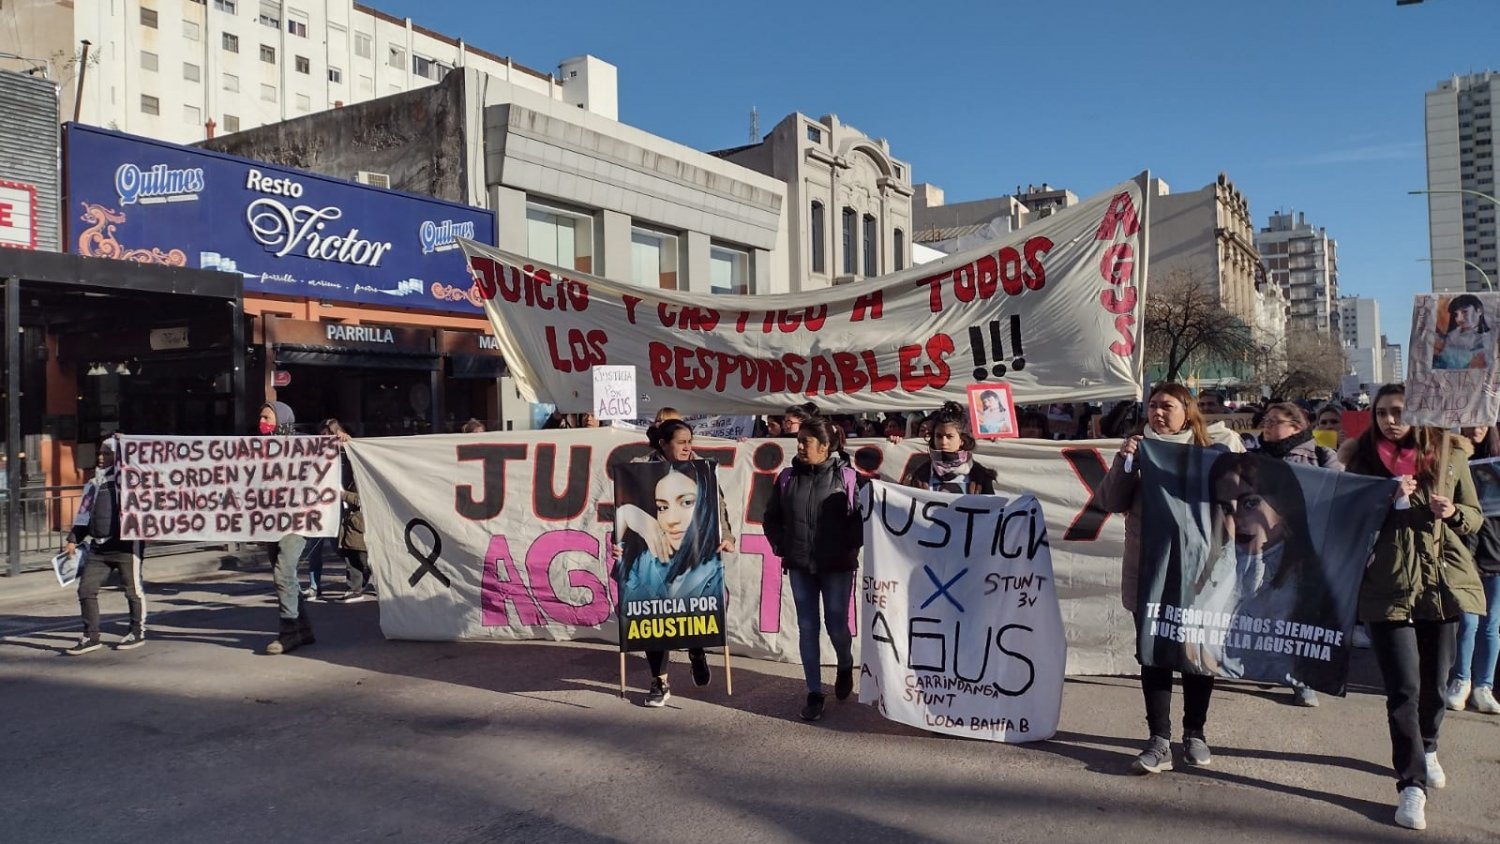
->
[262,619,301,655]
[296,611,316,647]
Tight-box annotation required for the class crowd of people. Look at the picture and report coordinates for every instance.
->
[57,384,1498,832]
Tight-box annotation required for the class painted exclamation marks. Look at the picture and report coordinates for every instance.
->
[968,316,1026,381]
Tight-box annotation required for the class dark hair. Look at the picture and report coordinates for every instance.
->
[929,401,977,452]
[646,419,694,456]
[1262,402,1308,430]
[1351,383,1443,483]
[1447,294,1491,335]
[1100,401,1140,438]
[980,390,1000,405]
[460,418,485,434]
[619,461,721,586]
[1463,425,1500,461]
[784,402,819,424]
[796,415,845,455]
[1204,452,1321,591]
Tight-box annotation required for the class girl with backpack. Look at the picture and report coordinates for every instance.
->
[763,414,862,722]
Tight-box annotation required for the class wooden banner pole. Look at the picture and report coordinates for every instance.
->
[619,651,627,699]
[723,643,734,697]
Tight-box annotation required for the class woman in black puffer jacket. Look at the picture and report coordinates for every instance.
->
[764,415,862,723]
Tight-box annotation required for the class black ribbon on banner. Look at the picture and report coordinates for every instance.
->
[404,518,451,588]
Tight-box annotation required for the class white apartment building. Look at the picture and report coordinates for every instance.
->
[1423,72,1498,293]
[1255,210,1339,335]
[1336,296,1380,350]
[1382,339,1404,383]
[0,0,615,144]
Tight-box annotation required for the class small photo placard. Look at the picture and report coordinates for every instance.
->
[967,383,1017,439]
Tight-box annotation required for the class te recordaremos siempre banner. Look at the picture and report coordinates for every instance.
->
[115,435,342,542]
[343,429,1141,677]
[1134,440,1394,695]
[859,482,1065,743]
[457,174,1151,414]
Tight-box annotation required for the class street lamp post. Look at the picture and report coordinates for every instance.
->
[1410,188,1500,292]
[1417,258,1493,292]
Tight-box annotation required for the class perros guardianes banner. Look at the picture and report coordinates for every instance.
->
[457,174,1151,414]
[344,429,1137,676]
[859,481,1065,743]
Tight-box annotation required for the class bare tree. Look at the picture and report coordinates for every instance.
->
[1143,268,1256,383]
[1270,330,1348,399]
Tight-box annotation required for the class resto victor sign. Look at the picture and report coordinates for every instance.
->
[64,124,495,314]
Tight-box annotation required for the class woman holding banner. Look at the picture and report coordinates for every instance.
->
[764,414,863,722]
[1444,425,1500,715]
[899,402,998,494]
[1346,384,1485,831]
[616,419,735,708]
[1097,382,1244,775]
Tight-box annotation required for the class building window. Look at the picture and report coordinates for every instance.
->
[893,164,903,180]
[893,228,905,272]
[806,125,821,143]
[214,0,238,12]
[260,83,277,103]
[287,10,308,37]
[388,46,405,69]
[358,74,373,95]
[184,104,201,125]
[224,114,241,133]
[260,44,276,63]
[710,245,750,295]
[327,66,342,83]
[223,73,239,92]
[183,20,200,40]
[140,51,158,72]
[258,1,281,28]
[295,93,310,111]
[631,227,681,290]
[140,94,160,116]
[810,201,825,274]
[222,33,239,53]
[183,62,201,83]
[295,55,309,74]
[862,214,877,277]
[412,54,447,81]
[354,32,372,58]
[842,207,856,275]
[140,7,158,28]
[526,204,595,273]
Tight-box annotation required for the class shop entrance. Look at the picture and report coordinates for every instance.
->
[276,365,436,437]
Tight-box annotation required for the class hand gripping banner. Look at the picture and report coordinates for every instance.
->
[458,174,1151,413]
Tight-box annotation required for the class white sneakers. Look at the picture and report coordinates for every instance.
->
[1425,752,1446,789]
[1395,786,1427,830]
[1443,678,1471,711]
[1472,685,1500,714]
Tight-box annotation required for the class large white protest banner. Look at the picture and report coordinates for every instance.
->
[458,175,1150,414]
[344,429,1137,676]
[116,435,341,542]
[1405,292,1500,427]
[859,482,1065,742]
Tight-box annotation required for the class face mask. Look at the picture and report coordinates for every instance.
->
[258,420,276,435]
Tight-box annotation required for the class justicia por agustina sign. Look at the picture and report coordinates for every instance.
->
[62,124,495,314]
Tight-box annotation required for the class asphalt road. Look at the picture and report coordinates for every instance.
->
[3,571,1498,843]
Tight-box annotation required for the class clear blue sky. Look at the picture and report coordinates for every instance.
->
[378,0,1497,343]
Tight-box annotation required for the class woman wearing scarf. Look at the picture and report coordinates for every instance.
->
[64,438,147,655]
[1252,403,1343,707]
[1096,382,1245,775]
[1346,384,1485,830]
[899,401,998,494]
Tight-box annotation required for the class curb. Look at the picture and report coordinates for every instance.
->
[0,548,272,608]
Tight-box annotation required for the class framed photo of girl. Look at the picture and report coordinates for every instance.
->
[612,459,728,653]
[967,382,1018,440]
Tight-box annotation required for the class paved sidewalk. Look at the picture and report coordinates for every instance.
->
[0,545,273,606]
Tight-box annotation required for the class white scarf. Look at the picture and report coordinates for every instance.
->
[1144,422,1247,453]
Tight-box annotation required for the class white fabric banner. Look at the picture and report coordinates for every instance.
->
[1405,292,1500,427]
[345,429,1137,676]
[115,435,341,541]
[859,482,1065,742]
[459,175,1150,413]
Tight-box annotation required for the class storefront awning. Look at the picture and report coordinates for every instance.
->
[274,345,440,371]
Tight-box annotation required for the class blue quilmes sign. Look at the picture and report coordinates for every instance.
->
[62,124,494,313]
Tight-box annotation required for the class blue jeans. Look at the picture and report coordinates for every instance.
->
[788,569,855,694]
[269,534,308,620]
[303,537,330,593]
[1453,574,1500,689]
